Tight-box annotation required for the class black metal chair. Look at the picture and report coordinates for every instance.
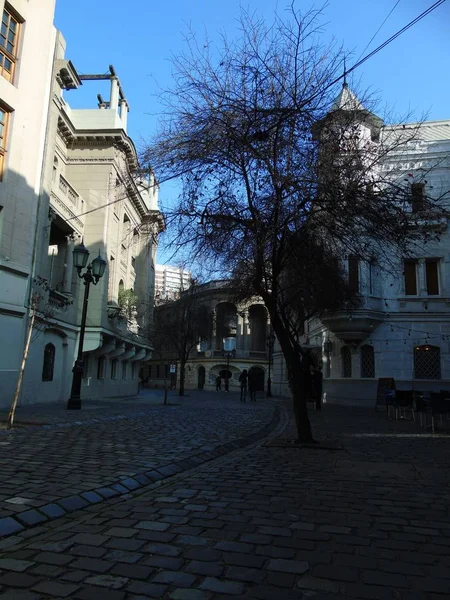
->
[430,392,450,433]
[395,390,414,421]
[414,393,429,428]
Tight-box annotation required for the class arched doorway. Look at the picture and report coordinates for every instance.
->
[249,366,265,391]
[198,366,206,390]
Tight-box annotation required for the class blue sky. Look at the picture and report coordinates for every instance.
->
[55,0,449,263]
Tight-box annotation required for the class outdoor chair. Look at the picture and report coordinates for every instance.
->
[385,390,397,420]
[394,390,414,421]
[430,392,450,433]
[414,394,430,428]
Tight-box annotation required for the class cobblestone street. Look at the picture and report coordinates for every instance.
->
[0,394,449,599]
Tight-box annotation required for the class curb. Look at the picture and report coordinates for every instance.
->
[0,404,281,539]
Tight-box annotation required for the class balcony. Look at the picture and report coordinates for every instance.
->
[321,308,384,345]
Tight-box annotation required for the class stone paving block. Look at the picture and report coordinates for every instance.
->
[34,551,74,565]
[125,581,167,597]
[73,586,126,600]
[249,585,304,599]
[71,533,110,546]
[145,470,165,482]
[32,580,80,597]
[0,572,41,588]
[95,487,120,499]
[0,517,24,537]
[152,570,196,587]
[186,560,224,577]
[103,527,137,538]
[267,558,309,574]
[0,559,35,572]
[225,566,265,583]
[80,491,103,504]
[110,563,154,580]
[136,520,170,531]
[104,538,145,551]
[183,548,222,562]
[143,556,184,570]
[84,575,129,589]
[222,552,266,568]
[142,542,182,556]
[69,544,107,558]
[58,495,89,512]
[199,577,244,595]
[169,589,212,600]
[39,503,66,518]
[313,565,357,582]
[120,478,141,491]
[266,571,297,588]
[70,558,114,573]
[15,510,48,527]
[137,530,176,543]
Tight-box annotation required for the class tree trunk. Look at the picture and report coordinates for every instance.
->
[271,313,315,443]
[7,309,36,430]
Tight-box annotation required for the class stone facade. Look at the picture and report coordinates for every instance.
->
[0,0,57,406]
[272,89,450,406]
[0,18,163,408]
[146,280,271,392]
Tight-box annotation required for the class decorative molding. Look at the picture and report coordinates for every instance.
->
[50,191,84,232]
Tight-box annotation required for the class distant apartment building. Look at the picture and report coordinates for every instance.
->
[154,264,191,303]
[0,0,57,403]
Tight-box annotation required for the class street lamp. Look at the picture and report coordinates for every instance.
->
[222,348,234,392]
[67,243,107,410]
[266,328,276,397]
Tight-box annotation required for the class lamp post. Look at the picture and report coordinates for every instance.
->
[223,350,233,392]
[266,328,275,397]
[67,243,107,410]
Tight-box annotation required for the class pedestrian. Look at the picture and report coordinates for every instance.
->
[224,377,229,392]
[239,369,248,402]
[248,369,257,402]
[313,365,323,411]
[216,375,222,392]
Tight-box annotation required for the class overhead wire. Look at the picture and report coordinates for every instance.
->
[59,0,447,225]
[355,0,402,65]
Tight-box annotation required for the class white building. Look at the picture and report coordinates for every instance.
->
[0,0,57,405]
[273,87,450,405]
[155,264,191,303]
[0,12,164,408]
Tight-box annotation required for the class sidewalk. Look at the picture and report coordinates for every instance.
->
[0,390,279,536]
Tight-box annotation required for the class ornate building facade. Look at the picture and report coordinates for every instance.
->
[0,20,163,408]
[147,280,271,392]
[272,86,450,406]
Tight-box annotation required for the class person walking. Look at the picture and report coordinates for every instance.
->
[313,365,323,411]
[248,369,257,402]
[239,369,248,402]
[215,375,222,392]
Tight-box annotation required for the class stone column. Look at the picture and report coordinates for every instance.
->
[119,99,128,131]
[110,76,120,111]
[241,311,249,352]
[418,259,427,296]
[211,308,217,350]
[62,236,75,294]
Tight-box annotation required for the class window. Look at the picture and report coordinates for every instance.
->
[414,345,441,380]
[404,260,417,295]
[411,183,425,212]
[348,257,359,293]
[341,346,352,378]
[42,343,55,381]
[111,359,118,379]
[425,260,439,295]
[122,361,127,380]
[97,357,105,379]
[0,6,20,83]
[360,345,375,378]
[0,105,10,180]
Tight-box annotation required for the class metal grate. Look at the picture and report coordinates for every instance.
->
[360,344,375,378]
[341,346,352,378]
[414,345,441,380]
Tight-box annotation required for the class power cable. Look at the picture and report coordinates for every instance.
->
[355,0,401,64]
[60,0,447,225]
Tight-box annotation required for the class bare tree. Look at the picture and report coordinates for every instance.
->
[152,281,207,396]
[142,5,449,441]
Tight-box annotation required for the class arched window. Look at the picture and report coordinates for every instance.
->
[360,345,375,378]
[341,346,352,378]
[414,345,441,379]
[118,279,124,294]
[42,343,55,381]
